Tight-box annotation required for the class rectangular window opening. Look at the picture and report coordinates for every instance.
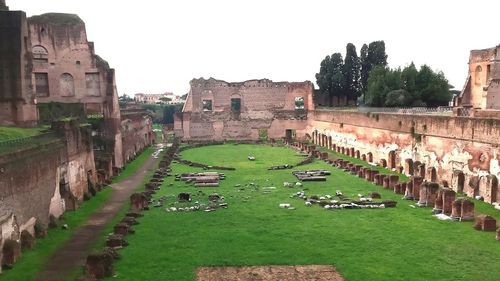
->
[294,97,305,110]
[202,100,212,111]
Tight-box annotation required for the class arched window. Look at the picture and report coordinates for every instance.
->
[32,45,48,57]
[475,65,482,85]
[60,73,75,97]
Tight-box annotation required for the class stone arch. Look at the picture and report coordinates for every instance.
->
[60,73,75,97]
[32,45,48,57]
[388,150,397,169]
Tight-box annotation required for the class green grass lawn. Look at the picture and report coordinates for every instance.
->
[0,147,155,281]
[0,126,48,141]
[106,144,500,281]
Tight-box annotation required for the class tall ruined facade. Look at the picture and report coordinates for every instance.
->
[175,78,314,140]
[27,13,124,171]
[456,45,500,110]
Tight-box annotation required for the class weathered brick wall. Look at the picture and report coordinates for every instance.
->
[120,110,154,162]
[177,78,313,140]
[308,110,500,202]
[0,141,64,231]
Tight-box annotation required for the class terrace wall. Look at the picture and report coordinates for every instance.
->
[307,110,500,202]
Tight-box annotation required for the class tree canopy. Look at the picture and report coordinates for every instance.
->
[364,63,452,107]
[315,41,387,106]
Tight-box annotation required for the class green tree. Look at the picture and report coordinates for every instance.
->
[330,53,345,105]
[360,44,369,98]
[367,41,388,67]
[343,43,360,104]
[315,55,333,105]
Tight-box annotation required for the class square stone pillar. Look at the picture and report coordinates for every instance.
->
[418,182,439,207]
[460,199,475,221]
[433,188,444,214]
[370,170,379,183]
[450,198,464,220]
[389,175,399,189]
[383,176,390,189]
[412,176,424,200]
[442,189,456,215]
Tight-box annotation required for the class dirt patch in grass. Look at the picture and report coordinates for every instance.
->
[196,265,345,281]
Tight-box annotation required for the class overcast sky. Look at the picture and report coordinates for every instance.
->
[10,0,500,96]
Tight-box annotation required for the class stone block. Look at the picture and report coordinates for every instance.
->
[418,182,439,207]
[460,199,474,221]
[389,175,399,189]
[450,198,464,220]
[442,189,456,215]
[2,239,21,267]
[473,215,497,231]
[86,251,115,279]
[382,176,390,189]
[412,176,424,200]
[114,223,134,236]
[20,230,36,250]
[106,234,129,248]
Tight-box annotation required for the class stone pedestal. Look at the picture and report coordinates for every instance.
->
[433,189,444,214]
[380,176,388,188]
[374,174,383,186]
[412,176,424,200]
[1,239,21,267]
[473,215,497,231]
[418,182,440,207]
[357,170,364,178]
[450,198,464,220]
[370,170,379,183]
[394,183,402,194]
[86,251,115,279]
[442,189,456,215]
[389,175,399,189]
[400,182,407,194]
[460,199,475,221]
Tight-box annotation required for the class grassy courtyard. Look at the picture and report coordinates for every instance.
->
[107,144,500,281]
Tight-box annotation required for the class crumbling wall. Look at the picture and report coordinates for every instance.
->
[0,140,65,236]
[176,78,313,140]
[307,110,500,203]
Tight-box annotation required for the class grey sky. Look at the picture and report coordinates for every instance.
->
[10,0,500,96]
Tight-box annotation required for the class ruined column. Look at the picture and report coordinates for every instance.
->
[417,163,426,178]
[418,182,439,207]
[479,175,498,204]
[412,176,424,200]
[450,198,464,220]
[374,174,383,186]
[379,159,387,168]
[371,170,379,183]
[383,176,390,189]
[389,175,399,189]
[400,182,408,195]
[442,189,456,215]
[404,159,414,175]
[433,188,444,214]
[350,148,355,157]
[364,169,372,181]
[473,215,497,231]
[394,183,401,194]
[460,199,475,221]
